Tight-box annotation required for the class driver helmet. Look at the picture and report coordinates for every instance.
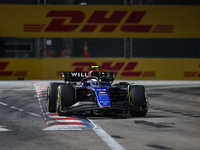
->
[89,70,100,78]
[90,79,98,86]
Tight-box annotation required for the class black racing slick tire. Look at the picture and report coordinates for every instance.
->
[56,84,75,116]
[129,85,148,117]
[47,83,65,112]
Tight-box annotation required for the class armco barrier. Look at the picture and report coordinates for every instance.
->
[0,58,200,80]
[0,5,200,38]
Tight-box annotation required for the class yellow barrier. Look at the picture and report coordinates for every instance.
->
[0,58,200,80]
[0,5,200,38]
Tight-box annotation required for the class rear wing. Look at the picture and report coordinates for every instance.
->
[62,72,114,82]
[62,72,88,82]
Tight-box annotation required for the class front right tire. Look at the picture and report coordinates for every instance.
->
[129,85,148,117]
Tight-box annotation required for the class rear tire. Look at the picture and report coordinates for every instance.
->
[129,85,148,117]
[56,84,75,116]
[47,83,65,112]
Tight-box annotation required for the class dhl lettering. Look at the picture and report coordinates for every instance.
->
[184,65,200,77]
[45,11,84,32]
[87,11,127,23]
[25,10,173,33]
[125,11,146,23]
[121,25,152,32]
[0,62,27,77]
[100,62,125,76]
[121,62,142,76]
[0,62,13,76]
[83,11,127,32]
[0,62,9,70]
[121,11,152,32]
[72,62,97,72]
[0,72,13,76]
[72,62,155,77]
[101,62,125,70]
[13,71,27,77]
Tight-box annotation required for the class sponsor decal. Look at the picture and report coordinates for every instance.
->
[184,64,200,77]
[70,72,88,77]
[71,62,156,77]
[0,62,27,77]
[0,62,13,76]
[24,10,173,33]
[96,89,106,91]
[99,91,106,94]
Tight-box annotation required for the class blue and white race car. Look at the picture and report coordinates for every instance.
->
[47,66,149,117]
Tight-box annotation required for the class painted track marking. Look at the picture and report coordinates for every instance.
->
[0,126,12,132]
[88,118,125,150]
[0,102,8,106]
[34,83,93,130]
[0,101,41,117]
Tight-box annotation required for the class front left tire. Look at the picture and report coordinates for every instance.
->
[47,83,65,112]
[56,84,75,116]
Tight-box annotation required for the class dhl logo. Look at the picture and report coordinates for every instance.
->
[184,65,200,77]
[0,62,27,77]
[24,10,173,33]
[57,62,156,77]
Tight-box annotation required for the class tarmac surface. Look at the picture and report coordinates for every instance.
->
[0,80,200,150]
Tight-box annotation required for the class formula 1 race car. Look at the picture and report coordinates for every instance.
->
[47,66,149,117]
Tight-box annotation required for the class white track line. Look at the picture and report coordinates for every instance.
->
[10,106,24,111]
[88,118,125,150]
[0,126,12,132]
[0,102,8,106]
[27,112,42,117]
[0,101,42,118]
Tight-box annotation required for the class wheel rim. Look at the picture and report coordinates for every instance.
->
[56,87,60,112]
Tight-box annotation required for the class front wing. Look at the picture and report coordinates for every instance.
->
[59,101,148,114]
